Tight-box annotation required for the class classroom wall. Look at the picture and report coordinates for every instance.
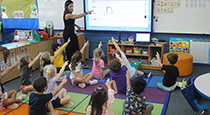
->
[2,31,210,62]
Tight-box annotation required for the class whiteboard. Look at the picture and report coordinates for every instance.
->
[38,0,84,30]
[153,0,210,34]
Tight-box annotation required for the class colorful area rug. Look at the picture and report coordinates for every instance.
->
[0,69,170,115]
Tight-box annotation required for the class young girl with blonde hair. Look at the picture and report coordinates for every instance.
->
[44,62,73,108]
[69,41,98,88]
[40,50,61,76]
[19,52,42,94]
[92,42,110,80]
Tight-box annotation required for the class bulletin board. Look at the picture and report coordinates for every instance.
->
[153,0,210,34]
[37,0,84,30]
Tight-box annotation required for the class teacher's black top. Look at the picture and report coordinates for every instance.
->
[63,12,76,42]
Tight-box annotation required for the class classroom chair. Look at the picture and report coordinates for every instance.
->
[180,77,210,115]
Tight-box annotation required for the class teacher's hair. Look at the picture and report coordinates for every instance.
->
[64,0,73,13]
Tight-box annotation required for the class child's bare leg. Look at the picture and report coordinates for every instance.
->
[157,82,161,86]
[83,72,94,81]
[46,101,60,115]
[58,88,68,98]
[24,85,35,94]
[137,70,144,75]
[58,88,71,105]
[104,69,111,76]
[3,90,19,106]
[74,77,90,85]
[46,101,54,112]
[7,90,17,101]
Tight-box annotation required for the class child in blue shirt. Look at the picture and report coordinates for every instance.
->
[29,75,67,115]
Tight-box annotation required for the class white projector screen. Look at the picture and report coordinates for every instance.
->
[84,0,153,32]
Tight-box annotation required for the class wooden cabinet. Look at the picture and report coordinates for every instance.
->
[0,37,55,83]
[107,42,165,70]
[0,33,85,83]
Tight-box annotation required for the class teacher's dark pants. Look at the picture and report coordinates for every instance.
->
[64,34,79,64]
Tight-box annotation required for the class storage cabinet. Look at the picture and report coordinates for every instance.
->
[107,42,165,70]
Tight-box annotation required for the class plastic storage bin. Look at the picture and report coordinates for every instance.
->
[32,32,43,41]
[129,60,142,70]
[38,31,48,40]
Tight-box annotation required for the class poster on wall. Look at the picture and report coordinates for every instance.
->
[190,38,210,64]
[0,58,11,72]
[169,38,190,53]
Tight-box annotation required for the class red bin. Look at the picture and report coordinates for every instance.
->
[38,31,48,40]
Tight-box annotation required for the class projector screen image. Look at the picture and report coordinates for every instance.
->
[84,0,152,32]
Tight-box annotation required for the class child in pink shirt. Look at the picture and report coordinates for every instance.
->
[86,78,115,115]
[92,42,110,80]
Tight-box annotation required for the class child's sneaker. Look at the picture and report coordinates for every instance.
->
[17,94,26,102]
[89,80,98,85]
[145,72,151,78]
[6,103,19,109]
[78,83,86,88]
[63,101,74,108]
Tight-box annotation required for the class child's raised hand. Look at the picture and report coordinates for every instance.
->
[61,75,67,84]
[64,61,69,66]
[111,37,116,43]
[67,37,71,43]
[156,52,160,58]
[105,78,112,87]
[39,52,43,56]
[115,53,120,59]
[14,59,20,66]
[98,42,102,48]
[84,41,89,47]
[58,47,62,52]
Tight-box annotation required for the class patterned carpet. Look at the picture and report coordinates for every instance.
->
[0,69,170,115]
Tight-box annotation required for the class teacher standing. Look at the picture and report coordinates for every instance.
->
[63,0,93,63]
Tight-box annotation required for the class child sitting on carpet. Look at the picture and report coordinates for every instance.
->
[69,41,98,88]
[111,37,151,80]
[109,53,128,94]
[86,78,115,115]
[39,49,62,76]
[92,42,110,80]
[52,37,71,72]
[0,60,26,110]
[156,52,179,91]
[44,63,73,108]
[29,76,67,115]
[123,71,154,115]
[19,52,42,94]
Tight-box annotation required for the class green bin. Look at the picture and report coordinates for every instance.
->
[32,32,43,41]
[129,60,142,70]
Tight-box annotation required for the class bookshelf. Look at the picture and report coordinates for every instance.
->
[107,42,165,70]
